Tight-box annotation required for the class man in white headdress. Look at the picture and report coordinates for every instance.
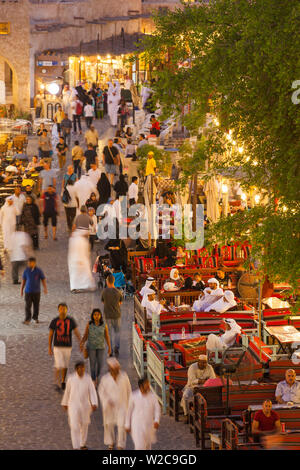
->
[206,318,242,353]
[125,376,161,450]
[0,196,17,251]
[140,277,156,297]
[98,357,131,450]
[107,81,121,127]
[200,278,224,310]
[205,290,237,313]
[180,355,216,416]
[141,288,166,319]
[61,361,98,450]
[68,228,96,293]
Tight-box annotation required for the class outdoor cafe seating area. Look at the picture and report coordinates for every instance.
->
[129,242,300,450]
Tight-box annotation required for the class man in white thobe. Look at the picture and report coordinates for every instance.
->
[0,196,17,251]
[107,81,121,127]
[125,376,161,450]
[61,361,98,450]
[180,355,215,415]
[206,318,242,353]
[141,288,165,319]
[98,358,132,450]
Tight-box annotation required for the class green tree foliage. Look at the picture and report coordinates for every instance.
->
[139,0,300,294]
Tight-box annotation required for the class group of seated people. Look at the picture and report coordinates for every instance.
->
[140,273,239,320]
[182,356,299,443]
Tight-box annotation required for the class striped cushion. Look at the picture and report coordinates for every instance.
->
[269,360,300,381]
[221,245,237,261]
[222,384,277,412]
[248,337,273,365]
[168,366,188,387]
[242,243,252,259]
[174,337,207,366]
[135,257,159,273]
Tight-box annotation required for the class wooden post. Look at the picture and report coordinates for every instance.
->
[258,280,262,362]
[192,173,198,232]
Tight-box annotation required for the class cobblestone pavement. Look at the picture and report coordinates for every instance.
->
[0,118,197,450]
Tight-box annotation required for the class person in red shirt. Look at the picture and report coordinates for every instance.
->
[150,115,160,137]
[252,399,281,441]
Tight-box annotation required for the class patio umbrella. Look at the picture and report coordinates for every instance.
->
[203,176,220,223]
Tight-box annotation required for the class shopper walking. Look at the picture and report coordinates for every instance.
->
[48,302,81,391]
[21,257,47,324]
[101,274,123,357]
[80,309,111,387]
[61,361,98,450]
[98,358,131,450]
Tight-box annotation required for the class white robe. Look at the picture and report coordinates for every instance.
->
[98,371,132,427]
[8,231,32,262]
[68,229,96,291]
[61,372,98,426]
[205,296,237,313]
[0,203,17,250]
[206,320,242,351]
[73,176,99,213]
[108,82,121,126]
[125,389,161,450]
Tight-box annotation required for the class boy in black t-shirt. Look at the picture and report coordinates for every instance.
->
[48,303,82,391]
[56,137,68,170]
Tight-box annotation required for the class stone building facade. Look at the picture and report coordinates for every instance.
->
[0,0,143,110]
[0,0,199,111]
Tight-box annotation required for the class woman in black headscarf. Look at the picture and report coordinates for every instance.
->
[97,172,111,205]
[113,174,128,200]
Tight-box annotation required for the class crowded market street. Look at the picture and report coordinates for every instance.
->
[0,117,197,450]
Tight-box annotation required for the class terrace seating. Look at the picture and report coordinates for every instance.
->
[243,406,300,442]
[193,393,241,449]
[220,419,262,450]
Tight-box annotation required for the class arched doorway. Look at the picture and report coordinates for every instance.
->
[0,56,18,110]
[4,61,13,104]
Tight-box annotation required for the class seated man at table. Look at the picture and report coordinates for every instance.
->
[180,354,216,416]
[141,288,166,319]
[275,369,300,404]
[205,290,238,313]
[206,318,241,353]
[252,400,281,442]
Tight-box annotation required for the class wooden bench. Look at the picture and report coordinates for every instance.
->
[193,393,241,449]
[132,322,148,378]
[220,419,262,450]
[134,294,151,333]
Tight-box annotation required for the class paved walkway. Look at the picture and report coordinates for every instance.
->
[0,118,197,450]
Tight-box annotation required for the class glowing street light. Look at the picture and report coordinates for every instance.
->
[47,82,59,95]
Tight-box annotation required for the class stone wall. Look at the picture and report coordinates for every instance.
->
[0,0,31,110]
[0,0,144,110]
